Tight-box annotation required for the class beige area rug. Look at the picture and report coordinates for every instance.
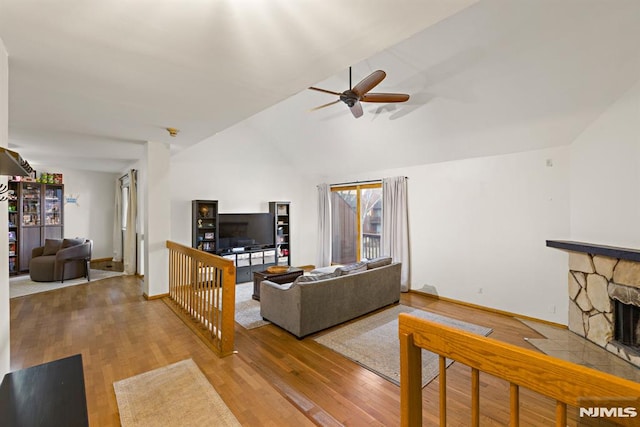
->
[113,359,240,427]
[9,269,124,298]
[314,304,493,387]
[234,282,270,329]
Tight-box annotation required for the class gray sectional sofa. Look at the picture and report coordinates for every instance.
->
[260,257,401,338]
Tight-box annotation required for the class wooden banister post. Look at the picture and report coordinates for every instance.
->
[400,315,422,427]
[219,263,236,356]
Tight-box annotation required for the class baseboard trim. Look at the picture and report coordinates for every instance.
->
[90,257,113,263]
[408,289,567,329]
[143,292,169,300]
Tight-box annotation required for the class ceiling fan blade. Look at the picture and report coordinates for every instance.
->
[352,70,386,97]
[349,101,363,118]
[310,99,341,111]
[361,93,410,103]
[308,86,342,96]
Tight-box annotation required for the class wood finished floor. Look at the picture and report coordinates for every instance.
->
[10,275,589,426]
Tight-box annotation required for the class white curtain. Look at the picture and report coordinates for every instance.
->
[123,170,137,275]
[382,176,410,292]
[317,183,332,268]
[112,178,123,262]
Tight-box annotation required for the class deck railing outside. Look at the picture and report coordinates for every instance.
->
[166,241,236,356]
[362,233,381,260]
[399,313,640,426]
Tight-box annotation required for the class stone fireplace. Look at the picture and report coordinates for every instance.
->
[547,240,640,368]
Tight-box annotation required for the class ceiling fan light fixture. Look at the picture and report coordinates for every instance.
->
[166,127,179,137]
[309,67,409,118]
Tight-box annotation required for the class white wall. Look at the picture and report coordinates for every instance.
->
[1,38,10,377]
[323,146,571,323]
[143,142,170,296]
[33,166,118,259]
[570,80,640,248]
[170,122,317,267]
[163,70,639,328]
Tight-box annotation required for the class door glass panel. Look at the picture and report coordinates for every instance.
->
[44,185,63,225]
[331,189,357,265]
[331,184,383,264]
[21,183,41,226]
[360,187,382,260]
[121,185,129,230]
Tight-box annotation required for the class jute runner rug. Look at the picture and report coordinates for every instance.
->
[314,304,492,387]
[113,359,240,427]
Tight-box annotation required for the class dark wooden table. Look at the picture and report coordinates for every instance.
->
[0,354,89,427]
[253,267,304,301]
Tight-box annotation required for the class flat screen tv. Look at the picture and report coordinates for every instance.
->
[217,213,274,252]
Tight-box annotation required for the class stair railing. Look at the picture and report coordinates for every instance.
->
[399,313,640,426]
[166,241,236,356]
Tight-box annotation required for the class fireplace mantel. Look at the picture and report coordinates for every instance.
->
[546,240,640,262]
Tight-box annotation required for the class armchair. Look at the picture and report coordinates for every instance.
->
[29,238,93,282]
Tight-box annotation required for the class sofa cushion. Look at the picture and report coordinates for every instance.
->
[366,256,392,270]
[29,255,57,282]
[309,265,341,275]
[61,237,85,249]
[42,238,63,256]
[338,261,367,276]
[294,270,339,284]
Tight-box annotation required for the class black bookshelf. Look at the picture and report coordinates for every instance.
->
[192,200,218,253]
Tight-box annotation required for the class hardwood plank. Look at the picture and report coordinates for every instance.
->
[9,276,312,426]
[10,276,594,426]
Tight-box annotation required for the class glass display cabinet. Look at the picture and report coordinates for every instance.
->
[8,181,64,273]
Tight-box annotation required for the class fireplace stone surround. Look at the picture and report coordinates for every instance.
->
[547,240,640,368]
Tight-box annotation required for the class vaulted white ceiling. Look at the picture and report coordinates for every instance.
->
[2,0,639,175]
[245,0,640,178]
[0,0,477,172]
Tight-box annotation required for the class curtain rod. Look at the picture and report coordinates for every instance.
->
[329,177,408,187]
[119,169,137,181]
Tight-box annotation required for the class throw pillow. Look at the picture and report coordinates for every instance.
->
[338,261,367,276]
[42,238,63,256]
[366,256,392,270]
[60,237,85,249]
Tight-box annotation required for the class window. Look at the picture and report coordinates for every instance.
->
[331,183,382,264]
[120,175,130,259]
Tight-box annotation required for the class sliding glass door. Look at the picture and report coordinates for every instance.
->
[331,183,382,264]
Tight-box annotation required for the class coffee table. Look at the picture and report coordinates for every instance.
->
[252,267,304,301]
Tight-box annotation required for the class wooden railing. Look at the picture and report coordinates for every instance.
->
[166,241,236,357]
[399,313,640,426]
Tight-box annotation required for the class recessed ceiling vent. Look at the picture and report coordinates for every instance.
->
[0,147,33,176]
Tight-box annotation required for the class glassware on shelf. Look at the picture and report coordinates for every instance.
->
[44,186,62,225]
[21,184,41,226]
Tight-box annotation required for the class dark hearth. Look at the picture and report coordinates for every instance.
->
[614,300,640,349]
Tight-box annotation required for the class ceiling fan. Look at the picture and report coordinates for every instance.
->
[309,67,410,118]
